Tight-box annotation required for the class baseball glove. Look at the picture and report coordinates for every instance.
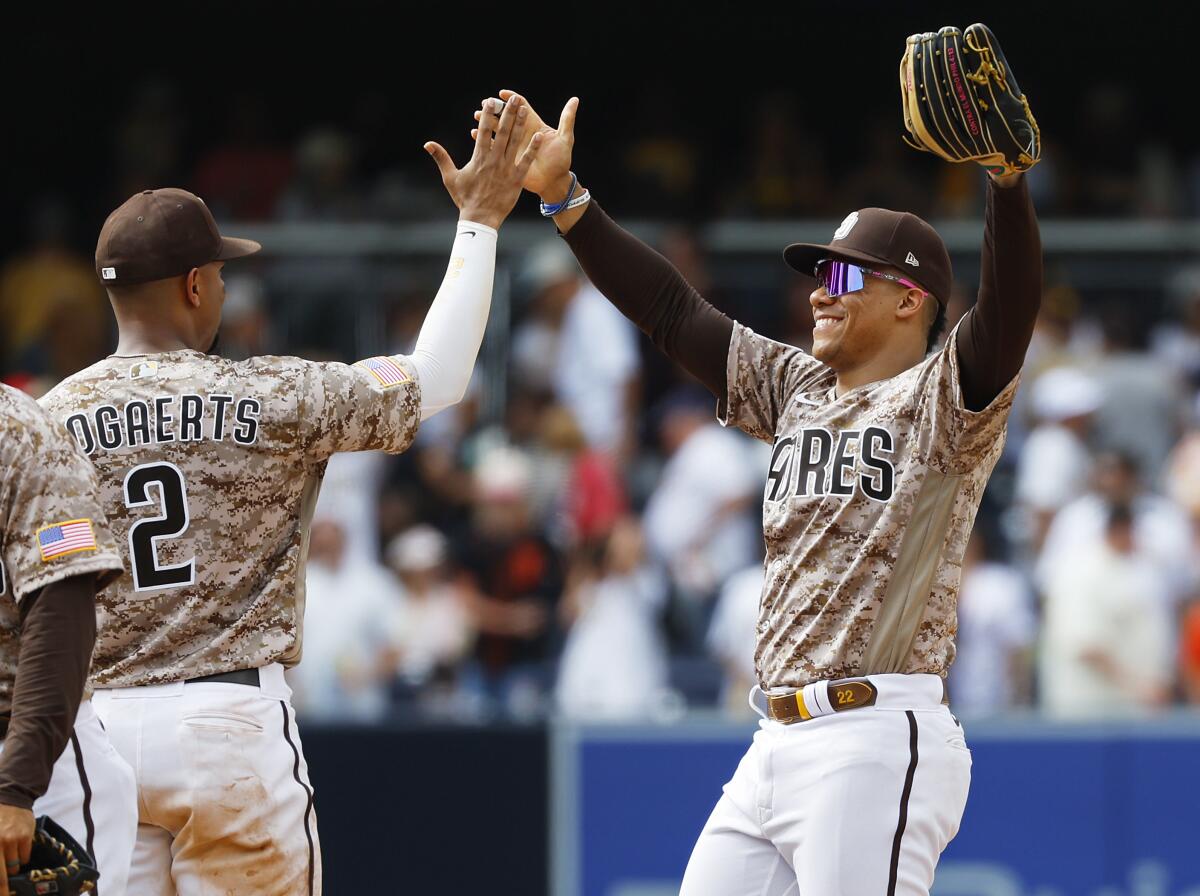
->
[8,816,98,896]
[900,23,1041,177]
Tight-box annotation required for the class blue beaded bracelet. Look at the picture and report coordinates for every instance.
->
[539,172,578,217]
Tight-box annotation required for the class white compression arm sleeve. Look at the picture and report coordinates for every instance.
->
[406,220,498,421]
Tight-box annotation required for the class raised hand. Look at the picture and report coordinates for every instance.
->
[425,96,543,230]
[473,91,578,202]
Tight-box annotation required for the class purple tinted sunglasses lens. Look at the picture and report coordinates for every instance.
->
[815,260,863,297]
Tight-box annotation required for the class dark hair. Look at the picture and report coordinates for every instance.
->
[1097,449,1140,479]
[1106,502,1135,530]
[925,298,947,354]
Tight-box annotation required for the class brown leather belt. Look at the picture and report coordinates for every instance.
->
[767,678,879,724]
[183,668,260,687]
[766,676,950,725]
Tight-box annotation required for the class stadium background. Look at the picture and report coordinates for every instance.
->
[3,6,1198,893]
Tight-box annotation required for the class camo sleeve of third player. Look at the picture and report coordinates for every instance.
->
[1,384,124,601]
[300,355,423,461]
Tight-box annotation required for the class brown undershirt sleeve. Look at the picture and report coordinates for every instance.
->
[0,574,97,809]
[954,177,1043,411]
[561,201,735,399]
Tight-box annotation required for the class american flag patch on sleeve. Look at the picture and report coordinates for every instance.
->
[38,519,98,561]
[354,356,411,389]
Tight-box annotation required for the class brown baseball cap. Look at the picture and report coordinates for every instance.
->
[783,208,952,304]
[95,188,261,286]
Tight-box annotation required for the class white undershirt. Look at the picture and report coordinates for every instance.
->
[405,220,498,421]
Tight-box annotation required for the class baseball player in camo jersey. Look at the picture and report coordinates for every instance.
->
[0,383,135,896]
[477,24,1043,895]
[38,96,541,896]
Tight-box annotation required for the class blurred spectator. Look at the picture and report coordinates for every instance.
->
[556,518,671,720]
[706,565,764,718]
[0,198,110,380]
[1007,283,1095,454]
[1182,599,1200,705]
[216,273,273,360]
[948,529,1035,716]
[277,128,363,221]
[642,387,762,602]
[314,450,390,563]
[266,128,374,357]
[1151,265,1200,392]
[1039,504,1173,718]
[536,405,627,549]
[382,526,473,712]
[839,121,931,218]
[1037,451,1195,607]
[112,81,184,201]
[515,241,641,459]
[1090,306,1185,480]
[618,83,701,215]
[290,518,404,720]
[1013,367,1102,552]
[724,92,830,217]
[458,447,562,719]
[191,94,294,220]
[1072,85,1141,216]
[1164,426,1200,523]
[1024,284,1102,373]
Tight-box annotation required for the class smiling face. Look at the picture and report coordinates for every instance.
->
[809,264,936,371]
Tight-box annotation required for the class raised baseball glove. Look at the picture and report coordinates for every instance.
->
[8,816,98,896]
[900,23,1040,176]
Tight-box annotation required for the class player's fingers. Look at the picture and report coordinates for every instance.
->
[473,99,503,159]
[470,128,479,141]
[0,844,15,896]
[516,131,544,177]
[558,97,579,142]
[498,88,517,102]
[423,142,457,185]
[474,98,503,123]
[505,103,530,162]
[491,95,522,158]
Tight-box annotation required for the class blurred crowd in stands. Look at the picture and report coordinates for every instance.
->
[5,80,1200,724]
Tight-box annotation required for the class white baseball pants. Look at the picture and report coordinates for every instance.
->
[680,673,971,896]
[20,700,139,896]
[92,663,321,896]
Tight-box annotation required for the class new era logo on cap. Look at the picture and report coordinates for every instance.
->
[905,252,920,267]
[101,267,116,280]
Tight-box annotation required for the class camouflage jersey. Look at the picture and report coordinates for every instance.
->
[39,351,421,687]
[0,384,124,713]
[723,319,1018,689]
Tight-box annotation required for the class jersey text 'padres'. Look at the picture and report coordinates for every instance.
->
[724,320,1016,689]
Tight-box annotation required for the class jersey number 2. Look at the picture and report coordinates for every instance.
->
[123,462,195,593]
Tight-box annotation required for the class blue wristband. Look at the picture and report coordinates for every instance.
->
[539,172,578,217]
